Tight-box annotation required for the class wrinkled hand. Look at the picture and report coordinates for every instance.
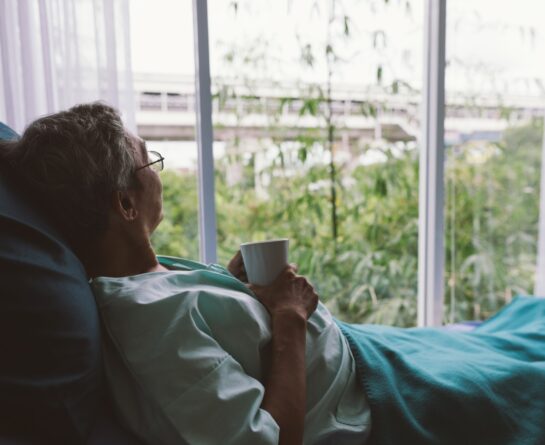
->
[227,250,248,283]
[250,265,319,320]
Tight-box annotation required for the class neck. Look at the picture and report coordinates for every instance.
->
[82,230,161,279]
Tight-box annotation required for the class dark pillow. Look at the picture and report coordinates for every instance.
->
[0,122,18,141]
[0,126,102,443]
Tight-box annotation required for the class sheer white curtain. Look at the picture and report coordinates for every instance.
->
[0,0,135,133]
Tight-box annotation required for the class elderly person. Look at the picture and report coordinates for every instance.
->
[3,103,545,445]
[0,103,371,445]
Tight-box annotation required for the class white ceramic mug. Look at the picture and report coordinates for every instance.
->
[240,239,289,286]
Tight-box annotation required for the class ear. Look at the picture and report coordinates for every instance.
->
[112,190,139,222]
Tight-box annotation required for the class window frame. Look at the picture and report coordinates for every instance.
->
[535,123,545,295]
[192,0,218,264]
[417,0,447,327]
[192,0,545,324]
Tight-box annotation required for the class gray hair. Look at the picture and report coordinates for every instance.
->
[0,102,137,253]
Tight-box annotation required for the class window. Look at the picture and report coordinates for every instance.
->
[138,0,544,327]
[207,0,424,326]
[131,0,201,259]
[444,0,545,323]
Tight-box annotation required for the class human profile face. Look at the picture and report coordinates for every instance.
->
[129,133,164,234]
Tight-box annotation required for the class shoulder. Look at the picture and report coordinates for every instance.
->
[94,272,230,387]
[91,270,257,313]
[91,270,269,340]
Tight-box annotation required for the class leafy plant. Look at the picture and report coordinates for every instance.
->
[152,120,543,327]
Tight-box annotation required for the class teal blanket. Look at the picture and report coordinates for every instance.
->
[336,296,545,445]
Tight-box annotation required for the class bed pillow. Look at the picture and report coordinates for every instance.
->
[0,123,102,443]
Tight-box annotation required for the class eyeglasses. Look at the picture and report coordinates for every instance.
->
[135,150,165,173]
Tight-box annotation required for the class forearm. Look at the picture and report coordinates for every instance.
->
[262,311,307,445]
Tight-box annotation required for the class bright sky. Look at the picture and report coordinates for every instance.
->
[129,0,545,169]
[130,0,545,94]
[130,0,423,86]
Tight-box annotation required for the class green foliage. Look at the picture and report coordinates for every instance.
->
[154,142,421,326]
[151,0,542,328]
[211,140,418,325]
[151,170,199,259]
[152,120,543,327]
[444,119,543,323]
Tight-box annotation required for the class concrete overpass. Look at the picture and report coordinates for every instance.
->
[134,72,544,147]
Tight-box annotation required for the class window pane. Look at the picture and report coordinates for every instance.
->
[130,0,200,258]
[209,0,423,326]
[444,0,545,322]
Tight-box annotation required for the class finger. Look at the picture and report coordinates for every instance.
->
[305,285,316,297]
[280,265,297,278]
[296,277,310,291]
[227,251,242,270]
[298,277,313,290]
[247,282,262,293]
[233,250,243,266]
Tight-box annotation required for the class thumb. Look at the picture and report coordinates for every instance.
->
[246,282,260,293]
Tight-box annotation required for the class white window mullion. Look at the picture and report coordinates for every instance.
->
[534,117,545,295]
[418,0,447,327]
[192,0,217,264]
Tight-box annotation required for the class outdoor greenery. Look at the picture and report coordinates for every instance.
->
[152,119,543,327]
[444,119,543,323]
[152,0,542,327]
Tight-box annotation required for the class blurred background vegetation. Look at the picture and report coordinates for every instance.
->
[148,0,544,327]
[152,118,543,327]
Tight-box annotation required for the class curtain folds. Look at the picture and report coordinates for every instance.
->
[0,0,135,133]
